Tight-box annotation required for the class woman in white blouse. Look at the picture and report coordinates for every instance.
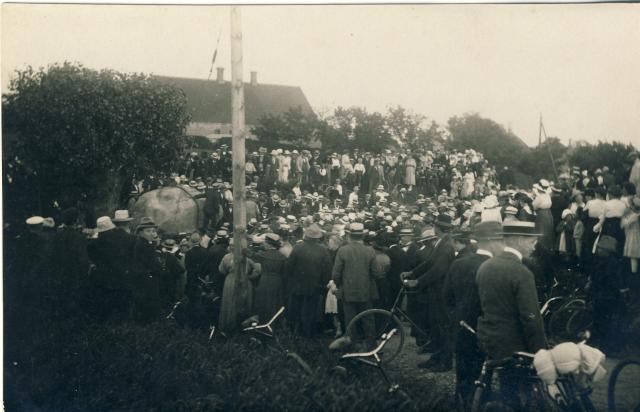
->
[532,179,555,252]
[594,185,627,254]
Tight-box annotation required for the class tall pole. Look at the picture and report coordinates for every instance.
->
[219,6,250,332]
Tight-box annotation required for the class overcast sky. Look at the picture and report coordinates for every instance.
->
[2,4,639,147]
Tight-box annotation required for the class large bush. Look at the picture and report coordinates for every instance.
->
[2,62,190,223]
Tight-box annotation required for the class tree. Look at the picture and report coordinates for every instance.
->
[329,106,396,153]
[2,62,190,222]
[520,137,568,181]
[568,141,637,182]
[447,113,530,168]
[252,106,319,148]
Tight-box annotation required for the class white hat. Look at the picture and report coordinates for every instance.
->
[561,209,574,219]
[26,216,45,225]
[96,216,116,233]
[113,210,133,222]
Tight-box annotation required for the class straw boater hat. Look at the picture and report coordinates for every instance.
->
[347,222,365,236]
[26,216,45,226]
[502,221,542,237]
[471,221,504,241]
[113,210,133,223]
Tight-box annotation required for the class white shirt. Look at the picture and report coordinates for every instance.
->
[585,199,605,219]
[602,198,627,218]
[503,247,523,262]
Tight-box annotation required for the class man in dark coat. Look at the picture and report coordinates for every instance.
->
[48,208,90,319]
[332,222,383,348]
[385,228,418,310]
[403,214,456,371]
[476,221,547,409]
[443,222,504,406]
[129,217,164,323]
[87,216,136,322]
[286,223,332,337]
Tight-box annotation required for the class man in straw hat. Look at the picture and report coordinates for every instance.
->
[443,222,505,401]
[475,221,546,409]
[87,215,136,322]
[112,209,134,233]
[332,222,384,349]
[286,223,332,337]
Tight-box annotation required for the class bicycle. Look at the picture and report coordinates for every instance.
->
[241,306,313,375]
[343,281,428,363]
[465,321,596,412]
[332,328,412,409]
[608,358,640,412]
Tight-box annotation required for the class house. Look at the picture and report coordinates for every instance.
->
[154,69,314,141]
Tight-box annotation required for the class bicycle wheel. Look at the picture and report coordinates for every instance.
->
[345,309,404,363]
[565,307,593,340]
[548,299,586,340]
[608,359,640,412]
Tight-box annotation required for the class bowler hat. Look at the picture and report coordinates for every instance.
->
[434,213,453,229]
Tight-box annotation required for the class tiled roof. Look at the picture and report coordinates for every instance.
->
[153,75,314,125]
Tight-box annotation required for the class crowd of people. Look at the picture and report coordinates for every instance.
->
[7,144,640,409]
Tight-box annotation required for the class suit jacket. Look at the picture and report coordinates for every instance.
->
[88,228,135,290]
[286,239,332,296]
[411,234,456,292]
[332,241,383,302]
[476,250,547,360]
[442,249,489,329]
[387,242,418,298]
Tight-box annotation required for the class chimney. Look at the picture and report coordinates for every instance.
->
[216,67,224,83]
[250,71,257,86]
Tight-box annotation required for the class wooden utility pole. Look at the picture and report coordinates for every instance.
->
[219,6,251,332]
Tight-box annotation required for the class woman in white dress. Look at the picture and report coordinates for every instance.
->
[404,156,417,188]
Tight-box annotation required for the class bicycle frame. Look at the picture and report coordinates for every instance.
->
[340,329,399,389]
[387,285,429,339]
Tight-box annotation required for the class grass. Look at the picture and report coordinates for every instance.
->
[4,317,450,411]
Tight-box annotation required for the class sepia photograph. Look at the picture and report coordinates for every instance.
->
[2,3,640,411]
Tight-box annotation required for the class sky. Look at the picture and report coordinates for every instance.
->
[2,4,640,147]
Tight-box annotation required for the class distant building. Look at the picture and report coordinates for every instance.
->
[154,68,314,141]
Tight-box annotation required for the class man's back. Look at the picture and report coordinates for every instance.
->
[476,251,546,359]
[332,242,379,302]
[287,239,331,296]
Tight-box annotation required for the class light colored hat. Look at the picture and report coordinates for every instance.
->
[26,216,45,225]
[305,224,323,239]
[96,216,116,233]
[113,210,133,222]
[539,179,550,188]
[561,209,574,219]
[42,217,56,228]
[347,222,365,234]
[270,149,278,156]
[505,205,519,215]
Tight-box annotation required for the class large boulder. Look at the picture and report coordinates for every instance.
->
[130,186,205,235]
